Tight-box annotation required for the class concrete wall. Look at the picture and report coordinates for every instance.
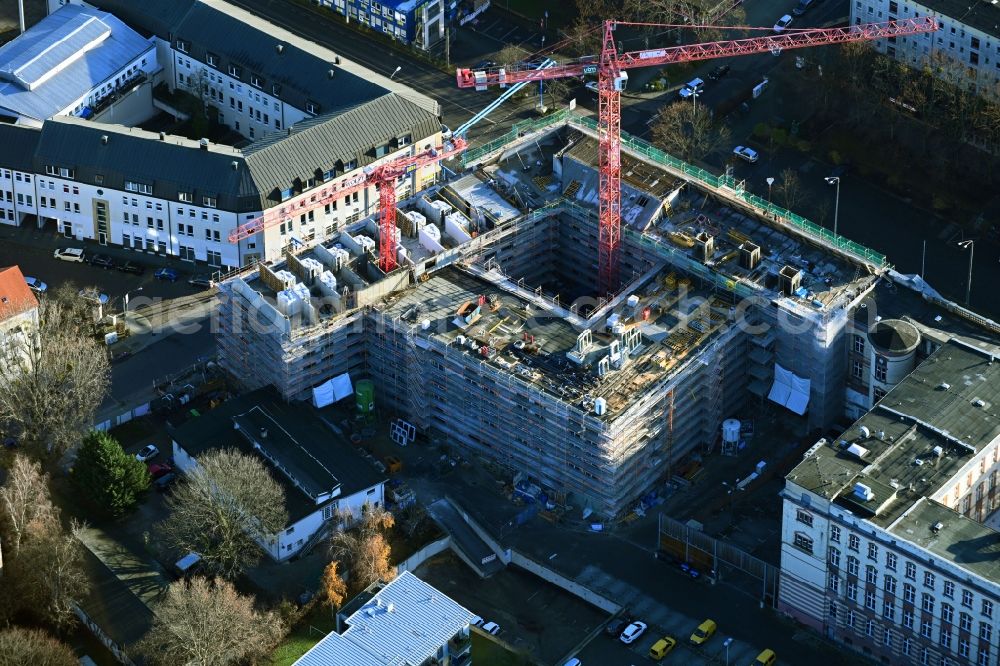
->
[509,550,621,614]
[396,536,451,574]
[93,81,156,127]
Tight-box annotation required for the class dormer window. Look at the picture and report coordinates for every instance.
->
[176,39,190,53]
[305,101,319,115]
[280,187,294,202]
[250,74,262,88]
[179,191,193,203]
[228,64,241,79]
[207,52,218,67]
[272,83,282,97]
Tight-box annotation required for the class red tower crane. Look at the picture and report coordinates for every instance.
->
[229,137,468,273]
[457,17,939,295]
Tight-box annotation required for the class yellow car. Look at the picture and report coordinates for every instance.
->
[689,619,717,646]
[649,636,677,660]
[753,648,777,665]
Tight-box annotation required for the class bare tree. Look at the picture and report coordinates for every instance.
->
[496,43,529,69]
[17,518,90,631]
[651,101,731,162]
[159,449,288,580]
[328,503,396,594]
[776,168,805,211]
[0,454,54,557]
[0,626,77,666]
[0,284,110,460]
[139,577,284,666]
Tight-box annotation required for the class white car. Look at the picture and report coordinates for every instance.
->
[585,80,599,93]
[678,78,704,99]
[53,247,85,262]
[135,444,159,462]
[733,146,759,163]
[773,14,793,32]
[24,277,47,294]
[620,620,647,644]
[481,621,500,635]
[470,615,484,627]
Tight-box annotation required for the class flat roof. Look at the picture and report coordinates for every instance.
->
[914,0,1000,39]
[295,571,476,666]
[0,4,152,121]
[889,498,1000,584]
[787,339,1000,528]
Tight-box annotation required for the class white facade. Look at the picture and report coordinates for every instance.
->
[0,168,38,226]
[853,0,1000,96]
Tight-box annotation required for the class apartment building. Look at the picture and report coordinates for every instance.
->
[0,3,157,127]
[779,338,1000,665]
[316,0,453,50]
[0,266,40,376]
[853,0,1000,95]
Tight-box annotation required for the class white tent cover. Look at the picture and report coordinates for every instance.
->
[768,363,811,415]
[312,373,353,408]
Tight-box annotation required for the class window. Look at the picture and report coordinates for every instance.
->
[830,547,841,567]
[868,543,878,560]
[963,589,974,608]
[960,613,972,632]
[925,572,936,589]
[959,638,971,659]
[849,534,860,551]
[847,582,858,602]
[866,618,874,636]
[885,575,897,595]
[847,610,856,628]
[902,637,911,656]
[944,581,955,598]
[125,181,153,195]
[886,552,897,571]
[981,622,993,643]
[176,39,189,53]
[853,334,865,353]
[866,565,878,584]
[147,217,154,229]
[848,556,860,576]
[796,509,814,526]
[228,64,241,79]
[250,74,262,87]
[921,618,933,638]
[883,627,892,647]
[942,604,954,624]
[903,609,914,629]
[981,648,992,666]
[940,627,952,649]
[830,602,838,620]
[852,359,864,379]
[206,249,221,266]
[866,589,877,610]
[829,573,840,593]
[905,561,916,580]
[207,52,218,67]
[884,600,895,620]
[831,525,841,543]
[923,594,935,613]
[873,387,886,402]
[984,600,994,619]
[306,101,319,114]
[179,191,193,203]
[203,196,217,208]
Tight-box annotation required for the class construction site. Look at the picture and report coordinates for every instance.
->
[214,105,890,517]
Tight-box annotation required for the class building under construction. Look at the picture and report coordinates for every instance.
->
[216,113,884,517]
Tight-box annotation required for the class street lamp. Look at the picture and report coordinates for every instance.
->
[766,177,775,205]
[723,637,734,666]
[390,66,402,80]
[958,240,974,306]
[825,176,841,237]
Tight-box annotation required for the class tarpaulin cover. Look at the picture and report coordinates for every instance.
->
[768,363,811,415]
[312,373,353,408]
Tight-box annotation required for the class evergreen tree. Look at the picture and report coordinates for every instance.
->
[73,431,150,517]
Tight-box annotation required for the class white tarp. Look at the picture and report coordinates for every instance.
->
[768,363,811,416]
[311,373,353,408]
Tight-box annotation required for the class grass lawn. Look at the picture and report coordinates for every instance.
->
[471,631,533,665]
[268,604,338,666]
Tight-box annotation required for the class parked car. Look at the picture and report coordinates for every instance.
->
[154,267,179,282]
[708,64,730,81]
[481,621,500,635]
[563,659,581,666]
[585,80,599,93]
[147,462,173,479]
[118,260,145,275]
[154,472,177,493]
[24,276,47,294]
[470,615,484,627]
[53,247,85,262]
[793,0,817,16]
[690,619,717,645]
[89,254,116,269]
[753,648,777,666]
[678,77,704,99]
[188,275,215,289]
[78,288,110,305]
[733,146,759,163]
[649,635,677,660]
[773,14,793,32]
[135,444,159,462]
[619,621,647,644]
[606,616,633,637]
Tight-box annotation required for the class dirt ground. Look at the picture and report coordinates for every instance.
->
[0,0,47,41]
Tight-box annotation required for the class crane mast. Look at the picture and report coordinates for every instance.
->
[457,17,938,294]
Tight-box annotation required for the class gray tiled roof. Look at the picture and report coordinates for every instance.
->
[244,93,440,206]
[173,1,389,119]
[0,123,41,172]
[82,0,197,39]
[0,4,154,123]
[33,116,260,213]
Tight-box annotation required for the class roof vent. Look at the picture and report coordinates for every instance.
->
[854,483,874,501]
[938,382,951,390]
[159,131,166,141]
[858,425,871,439]
[387,602,394,613]
[335,56,341,65]
[973,398,986,408]
[932,521,944,534]
[328,69,335,79]
[100,135,108,145]
[260,427,268,439]
[932,445,944,458]
[232,160,239,171]
[276,43,284,54]
[199,138,209,150]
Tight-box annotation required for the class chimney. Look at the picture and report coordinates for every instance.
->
[100,135,109,145]
[276,43,284,54]
[334,56,340,65]
[328,69,335,79]
[199,138,209,150]
[232,160,239,171]
[159,131,166,141]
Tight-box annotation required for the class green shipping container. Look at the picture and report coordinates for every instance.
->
[356,379,375,414]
